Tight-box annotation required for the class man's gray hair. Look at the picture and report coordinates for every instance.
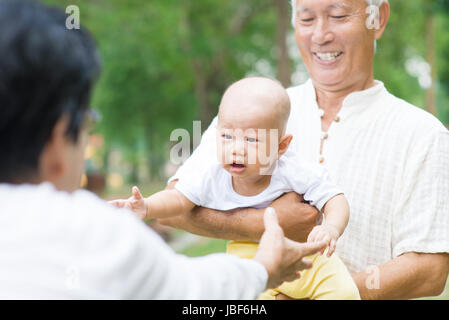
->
[290,0,388,26]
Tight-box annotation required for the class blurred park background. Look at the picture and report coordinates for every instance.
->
[42,0,449,299]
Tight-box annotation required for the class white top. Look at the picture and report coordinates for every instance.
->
[175,150,342,212]
[171,79,449,274]
[0,183,267,299]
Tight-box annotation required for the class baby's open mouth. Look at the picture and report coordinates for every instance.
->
[231,163,245,168]
[230,163,246,173]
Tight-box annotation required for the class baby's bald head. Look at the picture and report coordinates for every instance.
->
[218,77,291,134]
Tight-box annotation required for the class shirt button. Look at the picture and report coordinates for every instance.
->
[319,109,325,118]
[319,156,325,164]
[334,115,341,123]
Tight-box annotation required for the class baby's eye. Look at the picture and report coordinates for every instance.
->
[246,137,258,143]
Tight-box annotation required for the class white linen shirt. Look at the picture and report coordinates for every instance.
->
[175,150,343,212]
[171,79,449,274]
[0,183,267,299]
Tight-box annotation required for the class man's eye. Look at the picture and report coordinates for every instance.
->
[247,137,258,143]
[331,15,347,19]
[223,134,233,140]
[300,18,314,23]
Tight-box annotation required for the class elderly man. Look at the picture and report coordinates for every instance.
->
[161,0,449,299]
[0,0,328,299]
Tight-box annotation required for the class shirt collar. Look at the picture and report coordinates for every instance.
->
[341,80,385,108]
[305,79,386,119]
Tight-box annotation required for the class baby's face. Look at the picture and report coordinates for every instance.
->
[216,103,282,178]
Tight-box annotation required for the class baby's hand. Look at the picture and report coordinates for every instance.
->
[307,224,340,257]
[109,186,147,220]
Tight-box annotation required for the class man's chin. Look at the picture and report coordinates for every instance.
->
[310,73,347,88]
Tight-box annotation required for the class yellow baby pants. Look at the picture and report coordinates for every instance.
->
[227,241,360,300]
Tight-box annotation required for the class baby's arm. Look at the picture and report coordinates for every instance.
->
[110,186,196,220]
[321,194,349,238]
[145,188,196,219]
[307,194,349,256]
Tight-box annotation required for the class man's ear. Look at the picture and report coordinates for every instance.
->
[38,116,70,185]
[374,2,390,40]
[278,134,293,158]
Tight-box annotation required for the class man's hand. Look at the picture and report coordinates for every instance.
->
[307,224,340,257]
[254,208,327,290]
[270,192,320,242]
[109,186,147,219]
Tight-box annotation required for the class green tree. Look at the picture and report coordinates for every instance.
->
[42,0,449,184]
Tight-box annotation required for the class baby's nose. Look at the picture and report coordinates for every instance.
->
[232,139,245,156]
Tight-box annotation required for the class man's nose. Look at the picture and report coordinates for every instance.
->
[311,18,334,45]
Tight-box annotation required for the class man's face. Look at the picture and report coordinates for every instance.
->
[294,0,376,89]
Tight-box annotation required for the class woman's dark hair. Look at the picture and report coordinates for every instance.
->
[0,0,101,182]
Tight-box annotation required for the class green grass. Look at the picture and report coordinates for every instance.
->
[180,238,227,257]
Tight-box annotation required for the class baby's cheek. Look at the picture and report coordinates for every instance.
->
[245,163,261,175]
[245,145,259,165]
[217,142,230,164]
[257,146,278,166]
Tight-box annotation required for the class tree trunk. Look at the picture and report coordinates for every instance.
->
[274,0,292,88]
[192,59,215,131]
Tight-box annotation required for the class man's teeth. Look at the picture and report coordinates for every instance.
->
[316,52,342,61]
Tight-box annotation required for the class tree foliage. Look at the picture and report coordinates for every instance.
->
[43,0,449,181]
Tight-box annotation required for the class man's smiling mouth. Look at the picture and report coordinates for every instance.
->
[314,51,343,61]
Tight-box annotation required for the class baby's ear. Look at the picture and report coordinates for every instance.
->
[278,134,293,158]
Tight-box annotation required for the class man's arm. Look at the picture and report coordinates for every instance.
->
[352,252,449,300]
[158,180,319,242]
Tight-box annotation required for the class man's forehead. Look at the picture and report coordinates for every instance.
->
[296,0,364,12]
